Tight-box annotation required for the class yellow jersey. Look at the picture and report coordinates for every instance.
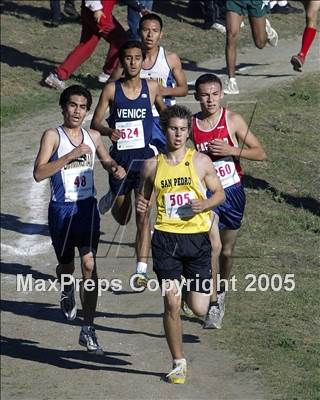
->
[154,148,212,234]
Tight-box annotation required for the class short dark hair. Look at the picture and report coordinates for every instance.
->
[160,105,192,133]
[59,85,92,110]
[139,13,163,31]
[119,40,146,64]
[195,73,222,92]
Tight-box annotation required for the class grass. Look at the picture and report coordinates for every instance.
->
[1,1,319,398]
[0,0,307,126]
[204,74,320,400]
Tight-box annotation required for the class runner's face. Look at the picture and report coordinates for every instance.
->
[122,48,143,78]
[195,82,223,116]
[63,95,87,127]
[140,19,162,49]
[166,117,189,150]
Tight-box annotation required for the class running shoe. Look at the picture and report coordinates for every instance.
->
[44,72,66,90]
[212,22,226,34]
[290,54,304,72]
[60,281,77,321]
[203,303,222,329]
[98,72,110,83]
[266,19,278,47]
[217,291,226,315]
[270,3,303,14]
[131,272,149,289]
[98,190,114,215]
[79,326,104,355]
[166,359,187,384]
[181,299,194,318]
[224,78,239,95]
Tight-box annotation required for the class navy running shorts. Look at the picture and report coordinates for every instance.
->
[48,197,100,264]
[213,183,246,230]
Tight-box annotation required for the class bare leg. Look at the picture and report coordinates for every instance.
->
[163,280,184,360]
[79,249,98,325]
[225,11,243,78]
[208,213,221,303]
[219,228,239,281]
[249,16,267,49]
[111,192,133,225]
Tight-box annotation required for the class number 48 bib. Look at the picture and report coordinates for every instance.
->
[64,167,93,201]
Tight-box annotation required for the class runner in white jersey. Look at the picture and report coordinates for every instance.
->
[109,13,188,152]
[33,85,125,355]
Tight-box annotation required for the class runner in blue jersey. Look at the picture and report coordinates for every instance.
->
[33,85,125,354]
[108,13,188,153]
[91,40,165,288]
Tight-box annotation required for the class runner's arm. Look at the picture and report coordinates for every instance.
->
[148,80,167,114]
[90,82,121,141]
[90,129,126,179]
[190,153,225,213]
[136,157,157,214]
[209,111,266,161]
[160,52,188,98]
[33,129,92,182]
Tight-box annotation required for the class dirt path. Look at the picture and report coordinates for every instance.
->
[1,36,319,400]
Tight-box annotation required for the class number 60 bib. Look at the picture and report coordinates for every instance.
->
[213,156,240,188]
[164,191,196,219]
[116,120,145,150]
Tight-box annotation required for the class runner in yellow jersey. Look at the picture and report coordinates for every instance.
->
[136,105,225,384]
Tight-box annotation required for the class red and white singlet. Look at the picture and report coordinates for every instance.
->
[192,107,243,189]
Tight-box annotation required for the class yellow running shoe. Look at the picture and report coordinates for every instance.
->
[166,360,187,384]
[181,299,194,318]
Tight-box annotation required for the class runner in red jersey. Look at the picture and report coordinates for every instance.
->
[191,73,266,329]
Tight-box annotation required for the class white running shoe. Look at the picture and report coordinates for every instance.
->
[98,72,110,83]
[79,326,104,355]
[203,303,222,329]
[60,281,77,321]
[217,291,226,315]
[98,190,114,215]
[212,22,226,34]
[265,19,278,47]
[44,72,66,90]
[224,77,239,95]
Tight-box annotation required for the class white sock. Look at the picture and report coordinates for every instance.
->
[136,261,147,274]
[229,77,237,82]
[278,1,288,7]
[269,1,277,8]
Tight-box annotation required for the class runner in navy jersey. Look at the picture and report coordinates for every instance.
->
[91,41,165,288]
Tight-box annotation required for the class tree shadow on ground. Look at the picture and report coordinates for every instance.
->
[1,45,55,75]
[1,262,55,281]
[153,0,195,22]
[243,174,320,218]
[0,0,50,20]
[1,213,49,236]
[1,299,165,338]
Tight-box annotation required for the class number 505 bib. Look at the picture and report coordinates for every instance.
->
[116,120,145,150]
[164,191,196,219]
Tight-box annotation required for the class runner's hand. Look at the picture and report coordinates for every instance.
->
[69,144,92,160]
[110,129,121,141]
[189,199,206,213]
[136,195,149,214]
[94,10,105,24]
[208,139,232,156]
[112,165,126,180]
